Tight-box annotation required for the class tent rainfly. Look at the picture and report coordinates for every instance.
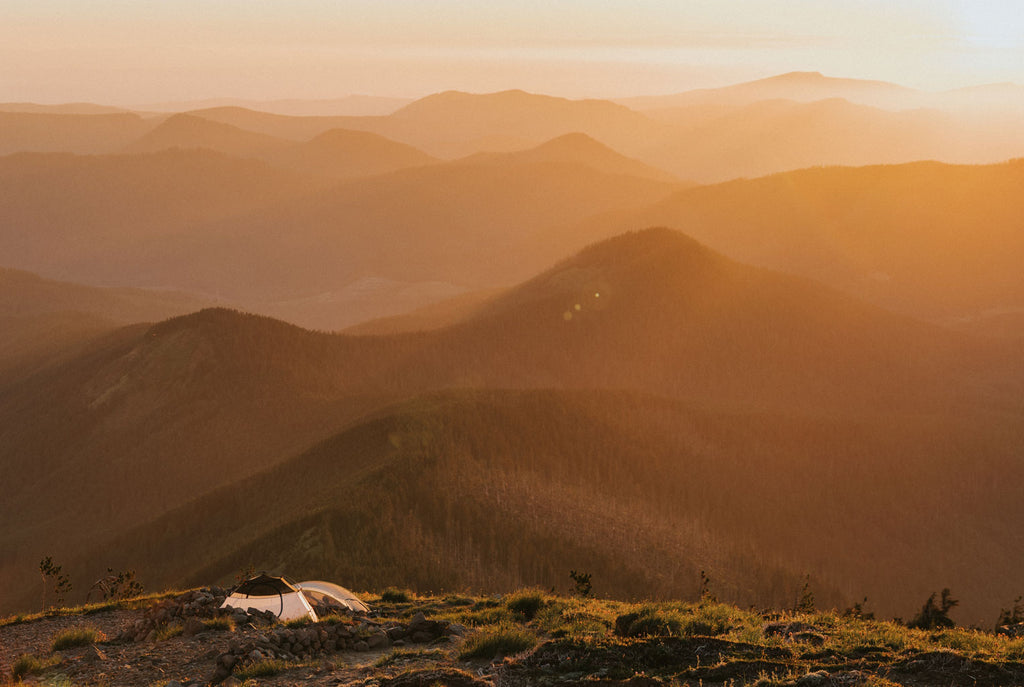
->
[296,580,370,614]
[221,573,371,621]
[221,573,317,622]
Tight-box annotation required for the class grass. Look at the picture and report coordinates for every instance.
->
[379,588,414,603]
[374,648,449,667]
[202,617,235,632]
[505,588,546,621]
[11,588,1024,686]
[234,658,289,679]
[1,589,180,628]
[51,627,103,651]
[10,654,60,681]
[458,624,538,660]
[155,623,183,641]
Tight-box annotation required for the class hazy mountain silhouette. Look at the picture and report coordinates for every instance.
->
[618,71,922,111]
[584,160,1024,325]
[178,86,1024,183]
[633,97,1024,182]
[122,113,293,159]
[274,128,438,180]
[0,103,132,115]
[0,148,318,287]
[458,132,680,182]
[186,91,667,160]
[0,112,156,155]
[134,150,680,329]
[140,95,412,117]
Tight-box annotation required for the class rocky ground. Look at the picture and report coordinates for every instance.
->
[3,590,1024,686]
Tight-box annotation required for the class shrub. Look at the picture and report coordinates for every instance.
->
[796,576,815,614]
[615,603,740,638]
[458,625,537,660]
[39,556,73,610]
[569,570,592,597]
[155,623,183,641]
[11,654,58,681]
[203,617,235,631]
[996,596,1024,634]
[380,588,413,603]
[908,589,958,630]
[506,589,546,621]
[51,627,102,651]
[235,658,288,679]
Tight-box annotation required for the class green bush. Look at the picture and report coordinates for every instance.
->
[908,589,958,630]
[203,617,235,631]
[51,627,102,651]
[380,588,413,603]
[235,658,288,679]
[11,654,58,681]
[459,625,537,660]
[506,589,546,620]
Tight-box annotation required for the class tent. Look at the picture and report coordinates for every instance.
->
[297,580,370,614]
[221,573,317,622]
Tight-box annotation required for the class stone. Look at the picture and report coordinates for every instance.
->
[217,653,238,670]
[796,671,830,687]
[445,623,468,637]
[410,631,434,644]
[182,617,206,638]
[367,632,390,650]
[354,640,369,652]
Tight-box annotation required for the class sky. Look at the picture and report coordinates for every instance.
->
[2,0,1024,104]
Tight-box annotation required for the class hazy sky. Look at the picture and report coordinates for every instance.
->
[3,0,1024,104]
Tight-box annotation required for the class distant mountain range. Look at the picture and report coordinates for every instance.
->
[3,75,1024,626]
[1,230,1022,625]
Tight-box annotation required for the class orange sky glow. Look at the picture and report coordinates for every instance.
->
[2,1,1024,104]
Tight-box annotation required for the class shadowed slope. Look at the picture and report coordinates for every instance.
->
[0,268,210,383]
[89,388,1024,626]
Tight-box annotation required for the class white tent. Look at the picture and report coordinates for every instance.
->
[221,573,317,622]
[297,580,370,613]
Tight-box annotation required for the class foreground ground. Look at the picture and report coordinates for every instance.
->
[2,589,1024,686]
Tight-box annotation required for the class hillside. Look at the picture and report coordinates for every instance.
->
[583,160,1024,325]
[0,267,210,383]
[2,229,1021,623]
[6,589,1024,687]
[84,387,1024,625]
